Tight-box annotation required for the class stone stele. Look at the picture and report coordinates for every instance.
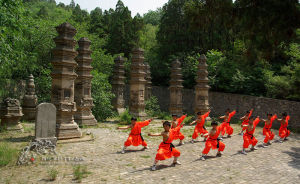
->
[35,103,57,144]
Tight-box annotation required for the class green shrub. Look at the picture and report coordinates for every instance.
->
[73,165,91,182]
[156,111,172,120]
[91,71,115,121]
[0,142,19,167]
[145,96,161,117]
[48,168,58,181]
[119,109,132,125]
[182,116,194,125]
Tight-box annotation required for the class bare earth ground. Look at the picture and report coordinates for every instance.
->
[0,121,299,184]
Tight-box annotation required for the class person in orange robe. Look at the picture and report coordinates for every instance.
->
[239,109,253,135]
[171,114,187,145]
[278,112,290,143]
[148,121,183,171]
[190,110,210,143]
[117,117,152,154]
[262,113,277,147]
[241,116,260,154]
[200,121,225,160]
[219,109,236,138]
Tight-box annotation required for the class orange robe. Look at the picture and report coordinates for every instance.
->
[263,115,277,143]
[192,111,210,139]
[202,126,225,154]
[242,110,253,131]
[279,116,290,139]
[243,118,260,148]
[171,115,186,140]
[220,110,236,136]
[155,126,181,160]
[124,120,151,147]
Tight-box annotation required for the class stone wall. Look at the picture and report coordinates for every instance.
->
[124,85,300,130]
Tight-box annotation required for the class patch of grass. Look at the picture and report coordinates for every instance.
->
[73,165,91,182]
[0,124,8,133]
[47,168,58,181]
[140,155,151,159]
[0,142,19,167]
[22,124,34,133]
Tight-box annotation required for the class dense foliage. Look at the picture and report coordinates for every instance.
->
[0,0,299,124]
[0,0,144,120]
[146,0,300,100]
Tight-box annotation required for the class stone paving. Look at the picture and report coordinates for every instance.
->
[1,121,299,184]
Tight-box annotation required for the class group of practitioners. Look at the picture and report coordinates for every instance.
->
[117,109,291,171]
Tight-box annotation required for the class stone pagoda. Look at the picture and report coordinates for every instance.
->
[144,62,152,101]
[194,54,210,114]
[51,22,81,139]
[74,37,97,126]
[0,98,24,131]
[129,48,147,118]
[22,74,38,122]
[112,56,126,114]
[169,59,183,116]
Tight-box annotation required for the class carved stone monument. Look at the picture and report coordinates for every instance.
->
[194,54,210,114]
[112,56,126,114]
[51,22,82,139]
[144,62,152,101]
[169,59,183,116]
[22,74,38,122]
[129,48,147,118]
[35,103,57,144]
[0,98,23,131]
[74,37,97,126]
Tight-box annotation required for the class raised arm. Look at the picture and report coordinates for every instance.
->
[229,110,236,118]
[253,117,260,127]
[227,110,236,122]
[248,109,253,118]
[270,114,277,126]
[286,115,290,121]
[177,114,187,126]
[203,111,211,119]
[139,119,153,127]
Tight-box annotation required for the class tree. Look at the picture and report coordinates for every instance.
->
[105,0,144,58]
[69,0,75,9]
[235,0,300,62]
[71,4,89,23]
[143,8,162,26]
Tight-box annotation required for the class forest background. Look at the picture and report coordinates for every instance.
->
[1,0,299,121]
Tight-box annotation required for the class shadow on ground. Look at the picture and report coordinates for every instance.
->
[282,147,300,170]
